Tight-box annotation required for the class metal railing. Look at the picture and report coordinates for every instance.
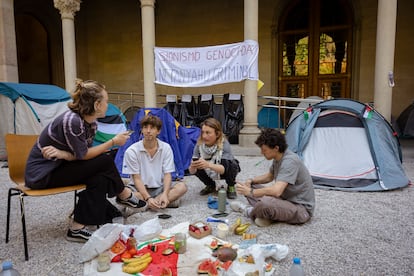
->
[108,91,324,128]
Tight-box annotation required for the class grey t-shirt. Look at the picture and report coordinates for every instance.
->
[270,149,315,215]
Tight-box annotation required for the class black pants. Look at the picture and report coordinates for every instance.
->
[195,159,240,188]
[44,153,124,225]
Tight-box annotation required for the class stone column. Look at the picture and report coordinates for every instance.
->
[54,0,80,92]
[140,0,157,108]
[0,0,18,82]
[239,0,260,147]
[373,0,397,122]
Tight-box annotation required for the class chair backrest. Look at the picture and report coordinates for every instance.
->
[5,134,38,185]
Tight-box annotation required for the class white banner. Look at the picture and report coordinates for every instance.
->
[154,40,259,87]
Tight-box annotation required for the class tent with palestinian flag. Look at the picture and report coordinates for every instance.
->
[93,103,128,147]
[285,98,409,191]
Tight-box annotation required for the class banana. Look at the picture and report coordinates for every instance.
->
[122,255,152,274]
[230,217,242,234]
[235,223,250,235]
[122,253,152,264]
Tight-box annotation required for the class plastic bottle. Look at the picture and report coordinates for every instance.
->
[289,257,305,276]
[217,185,227,213]
[0,261,21,276]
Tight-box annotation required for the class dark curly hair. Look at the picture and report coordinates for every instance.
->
[255,128,287,153]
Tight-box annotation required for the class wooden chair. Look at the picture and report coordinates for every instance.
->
[5,134,86,261]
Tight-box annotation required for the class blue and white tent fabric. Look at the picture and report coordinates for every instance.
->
[0,82,70,159]
[285,98,409,191]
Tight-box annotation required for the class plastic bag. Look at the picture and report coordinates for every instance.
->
[134,217,162,241]
[79,218,162,263]
[226,243,289,276]
[79,223,124,263]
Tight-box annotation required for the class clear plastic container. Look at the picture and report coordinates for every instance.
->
[0,261,21,276]
[289,257,305,276]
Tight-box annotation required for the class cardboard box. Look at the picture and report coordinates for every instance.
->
[188,221,212,239]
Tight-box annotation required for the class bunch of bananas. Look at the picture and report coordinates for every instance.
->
[122,252,152,274]
[230,217,251,235]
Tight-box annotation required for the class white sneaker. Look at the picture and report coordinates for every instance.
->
[254,218,272,227]
[230,201,251,217]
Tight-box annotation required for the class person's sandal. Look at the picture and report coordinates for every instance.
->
[227,186,237,199]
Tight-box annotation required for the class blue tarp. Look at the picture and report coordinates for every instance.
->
[115,108,200,180]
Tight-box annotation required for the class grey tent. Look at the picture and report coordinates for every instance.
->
[285,99,409,191]
[396,101,414,138]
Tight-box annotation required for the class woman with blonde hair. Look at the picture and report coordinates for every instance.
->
[189,117,240,199]
[25,79,147,242]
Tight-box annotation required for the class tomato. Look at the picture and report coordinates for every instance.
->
[120,251,132,259]
[111,240,126,254]
[111,255,122,263]
[128,248,137,256]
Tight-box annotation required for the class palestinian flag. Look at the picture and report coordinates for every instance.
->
[94,103,127,146]
[304,106,313,120]
[363,105,373,119]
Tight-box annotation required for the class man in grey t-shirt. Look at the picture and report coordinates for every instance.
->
[232,128,315,227]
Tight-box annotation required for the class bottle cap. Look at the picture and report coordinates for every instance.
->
[2,261,13,270]
[293,257,301,264]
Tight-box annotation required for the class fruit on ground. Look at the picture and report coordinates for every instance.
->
[198,259,218,276]
[212,247,237,262]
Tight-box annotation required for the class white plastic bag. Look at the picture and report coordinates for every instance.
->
[134,217,162,241]
[79,223,124,263]
[226,243,289,276]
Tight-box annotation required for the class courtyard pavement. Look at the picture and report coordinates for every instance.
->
[0,141,413,275]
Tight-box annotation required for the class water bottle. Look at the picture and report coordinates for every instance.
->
[289,257,305,276]
[0,261,21,276]
[217,185,226,213]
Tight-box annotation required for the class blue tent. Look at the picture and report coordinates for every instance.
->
[258,102,283,129]
[114,108,200,180]
[0,82,71,159]
[285,99,409,191]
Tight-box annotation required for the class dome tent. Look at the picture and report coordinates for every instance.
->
[285,98,409,191]
[0,82,70,159]
[396,101,414,138]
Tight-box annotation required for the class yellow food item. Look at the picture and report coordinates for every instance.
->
[235,223,251,235]
[122,256,152,274]
[122,253,152,264]
[242,233,257,240]
[230,218,242,233]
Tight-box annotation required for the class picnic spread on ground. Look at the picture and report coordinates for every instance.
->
[82,220,289,276]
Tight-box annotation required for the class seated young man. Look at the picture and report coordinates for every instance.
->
[231,128,315,227]
[122,115,187,210]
